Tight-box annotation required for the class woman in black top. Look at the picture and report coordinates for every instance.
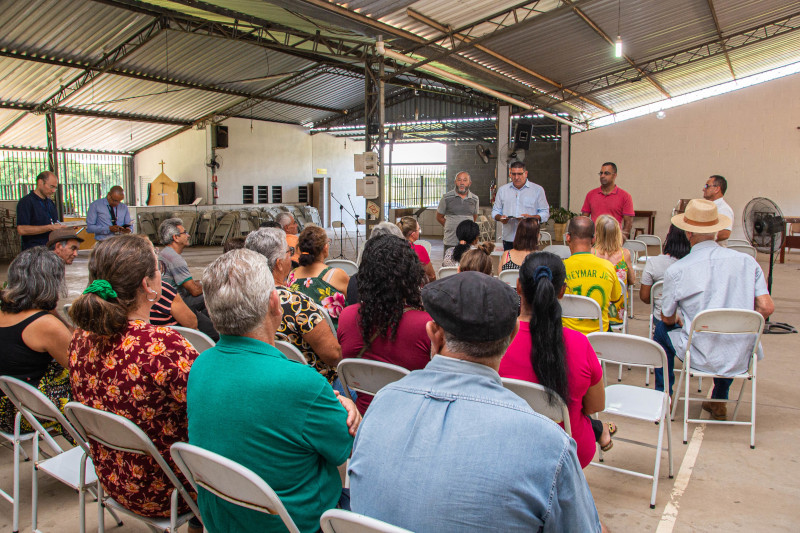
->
[0,247,72,433]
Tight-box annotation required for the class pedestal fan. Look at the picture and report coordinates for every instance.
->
[742,197,797,334]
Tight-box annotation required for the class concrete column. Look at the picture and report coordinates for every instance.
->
[560,124,571,208]
[495,105,510,240]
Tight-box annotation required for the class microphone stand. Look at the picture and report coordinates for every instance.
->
[330,193,354,260]
[347,193,362,252]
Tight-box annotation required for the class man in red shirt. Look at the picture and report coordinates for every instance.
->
[581,162,634,239]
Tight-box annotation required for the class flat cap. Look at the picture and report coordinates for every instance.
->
[47,227,84,247]
[422,271,519,342]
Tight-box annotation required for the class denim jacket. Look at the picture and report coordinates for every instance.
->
[349,355,601,533]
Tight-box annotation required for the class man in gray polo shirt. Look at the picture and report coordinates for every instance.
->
[437,171,479,251]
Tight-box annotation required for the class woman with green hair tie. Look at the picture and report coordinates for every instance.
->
[68,235,202,531]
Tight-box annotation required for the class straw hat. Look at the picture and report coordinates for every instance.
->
[670,199,731,233]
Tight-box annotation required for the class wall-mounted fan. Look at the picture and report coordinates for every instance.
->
[207,154,222,170]
[475,144,493,164]
[742,197,796,334]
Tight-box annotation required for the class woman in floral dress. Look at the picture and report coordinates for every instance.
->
[287,225,349,329]
[68,235,201,531]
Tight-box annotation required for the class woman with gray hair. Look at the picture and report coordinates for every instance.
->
[0,247,72,434]
[245,228,342,383]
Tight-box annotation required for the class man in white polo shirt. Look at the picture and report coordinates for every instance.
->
[702,175,733,245]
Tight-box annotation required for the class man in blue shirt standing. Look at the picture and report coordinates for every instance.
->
[16,171,62,250]
[349,272,603,533]
[492,161,550,250]
[86,186,132,241]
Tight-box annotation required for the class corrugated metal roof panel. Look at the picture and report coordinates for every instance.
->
[726,30,800,79]
[586,80,666,113]
[0,113,46,148]
[652,54,734,97]
[276,72,366,112]
[714,0,800,35]
[53,115,182,153]
[244,100,335,126]
[0,109,27,134]
[0,58,83,104]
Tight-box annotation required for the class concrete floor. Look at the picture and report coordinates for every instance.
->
[2,235,799,532]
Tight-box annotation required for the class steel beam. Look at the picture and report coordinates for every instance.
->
[706,0,736,79]
[0,102,192,126]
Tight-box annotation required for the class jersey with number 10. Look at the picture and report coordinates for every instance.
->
[562,252,622,334]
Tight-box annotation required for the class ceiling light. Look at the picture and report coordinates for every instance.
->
[615,36,623,58]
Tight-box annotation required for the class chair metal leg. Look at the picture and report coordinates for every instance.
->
[666,400,674,478]
[645,366,651,386]
[12,413,22,533]
[683,370,691,445]
[651,406,667,508]
[170,489,179,532]
[750,376,757,449]
[618,364,623,382]
[31,432,39,532]
[671,367,685,421]
[731,379,747,422]
[698,376,703,393]
[97,481,106,533]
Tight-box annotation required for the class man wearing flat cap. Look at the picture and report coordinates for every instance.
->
[349,272,603,532]
[661,199,774,420]
[47,227,84,265]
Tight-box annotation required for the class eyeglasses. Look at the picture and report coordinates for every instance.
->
[510,172,525,177]
[287,246,295,256]
[703,183,717,189]
[178,230,188,235]
[598,171,614,176]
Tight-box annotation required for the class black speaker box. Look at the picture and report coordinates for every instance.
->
[213,125,229,149]
[514,122,532,150]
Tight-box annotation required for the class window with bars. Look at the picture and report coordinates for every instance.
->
[257,185,268,204]
[0,149,131,216]
[242,185,254,204]
[298,185,309,204]
[271,185,282,203]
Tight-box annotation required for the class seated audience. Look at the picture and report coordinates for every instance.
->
[338,235,431,413]
[222,236,246,253]
[188,249,359,533]
[69,235,200,528]
[500,217,540,271]
[288,225,349,326]
[245,228,341,382]
[158,217,205,313]
[499,252,612,468]
[150,262,219,342]
[260,220,281,229]
[397,216,436,282]
[47,227,84,265]
[458,243,495,275]
[639,225,691,395]
[592,214,635,325]
[276,212,301,265]
[661,199,774,420]
[349,272,602,532]
[345,222,405,306]
[563,216,623,334]
[0,248,72,435]
[441,219,480,267]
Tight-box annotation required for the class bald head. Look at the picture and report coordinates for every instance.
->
[567,216,594,240]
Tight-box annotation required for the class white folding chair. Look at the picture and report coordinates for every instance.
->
[415,239,432,257]
[623,239,647,318]
[637,234,663,255]
[170,325,216,353]
[320,509,413,533]
[643,281,665,387]
[64,402,202,533]
[437,266,458,279]
[670,309,765,448]
[336,359,410,403]
[501,378,571,436]
[728,244,757,258]
[0,414,36,533]
[497,269,519,287]
[726,239,751,247]
[587,333,673,509]
[0,377,123,533]
[319,307,337,334]
[539,230,552,246]
[275,340,308,364]
[560,294,603,334]
[325,259,359,276]
[543,244,571,259]
[171,442,301,533]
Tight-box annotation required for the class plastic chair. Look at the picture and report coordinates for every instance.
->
[543,244,571,259]
[560,294,603,334]
[501,378,571,436]
[637,234,663,255]
[325,259,359,276]
[437,266,458,279]
[415,239,432,257]
[539,230,552,246]
[0,377,123,533]
[728,244,757,258]
[319,307,337,334]
[497,269,519,287]
[336,359,410,404]
[587,333,673,508]
[726,239,751,247]
[320,509,412,533]
[169,326,216,353]
[171,442,301,533]
[670,309,765,448]
[64,402,201,533]
[275,340,308,364]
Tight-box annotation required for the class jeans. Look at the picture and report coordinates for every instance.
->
[503,240,514,251]
[652,318,678,395]
[711,378,733,400]
[331,377,357,402]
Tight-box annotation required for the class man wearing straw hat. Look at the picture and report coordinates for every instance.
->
[660,199,774,420]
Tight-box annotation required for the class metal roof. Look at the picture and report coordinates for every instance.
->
[0,0,797,153]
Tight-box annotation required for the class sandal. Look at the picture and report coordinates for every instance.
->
[600,422,617,452]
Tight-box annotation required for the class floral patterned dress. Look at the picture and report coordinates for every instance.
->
[69,320,199,517]
[287,266,346,329]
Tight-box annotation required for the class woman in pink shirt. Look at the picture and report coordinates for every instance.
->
[499,251,615,468]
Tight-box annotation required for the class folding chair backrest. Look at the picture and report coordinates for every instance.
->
[726,239,751,246]
[171,442,301,533]
[501,378,571,435]
[325,259,359,276]
[543,244,571,259]
[169,326,216,353]
[689,308,764,336]
[560,294,603,333]
[438,266,458,279]
[637,234,662,254]
[304,207,322,226]
[623,239,647,261]
[319,307,336,334]
[415,239,432,257]
[539,230,552,246]
[498,269,519,287]
[337,359,410,399]
[320,509,412,533]
[728,245,757,258]
[275,341,308,364]
[587,332,667,369]
[649,281,664,336]
[0,376,73,453]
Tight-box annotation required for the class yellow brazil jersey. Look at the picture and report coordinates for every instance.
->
[562,252,623,334]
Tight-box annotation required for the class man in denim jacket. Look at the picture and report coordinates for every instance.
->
[349,272,603,533]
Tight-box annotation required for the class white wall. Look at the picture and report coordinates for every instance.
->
[133,128,208,206]
[311,134,364,230]
[569,72,800,239]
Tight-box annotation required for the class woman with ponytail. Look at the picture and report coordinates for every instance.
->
[499,251,614,468]
[69,235,201,530]
[441,219,480,267]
